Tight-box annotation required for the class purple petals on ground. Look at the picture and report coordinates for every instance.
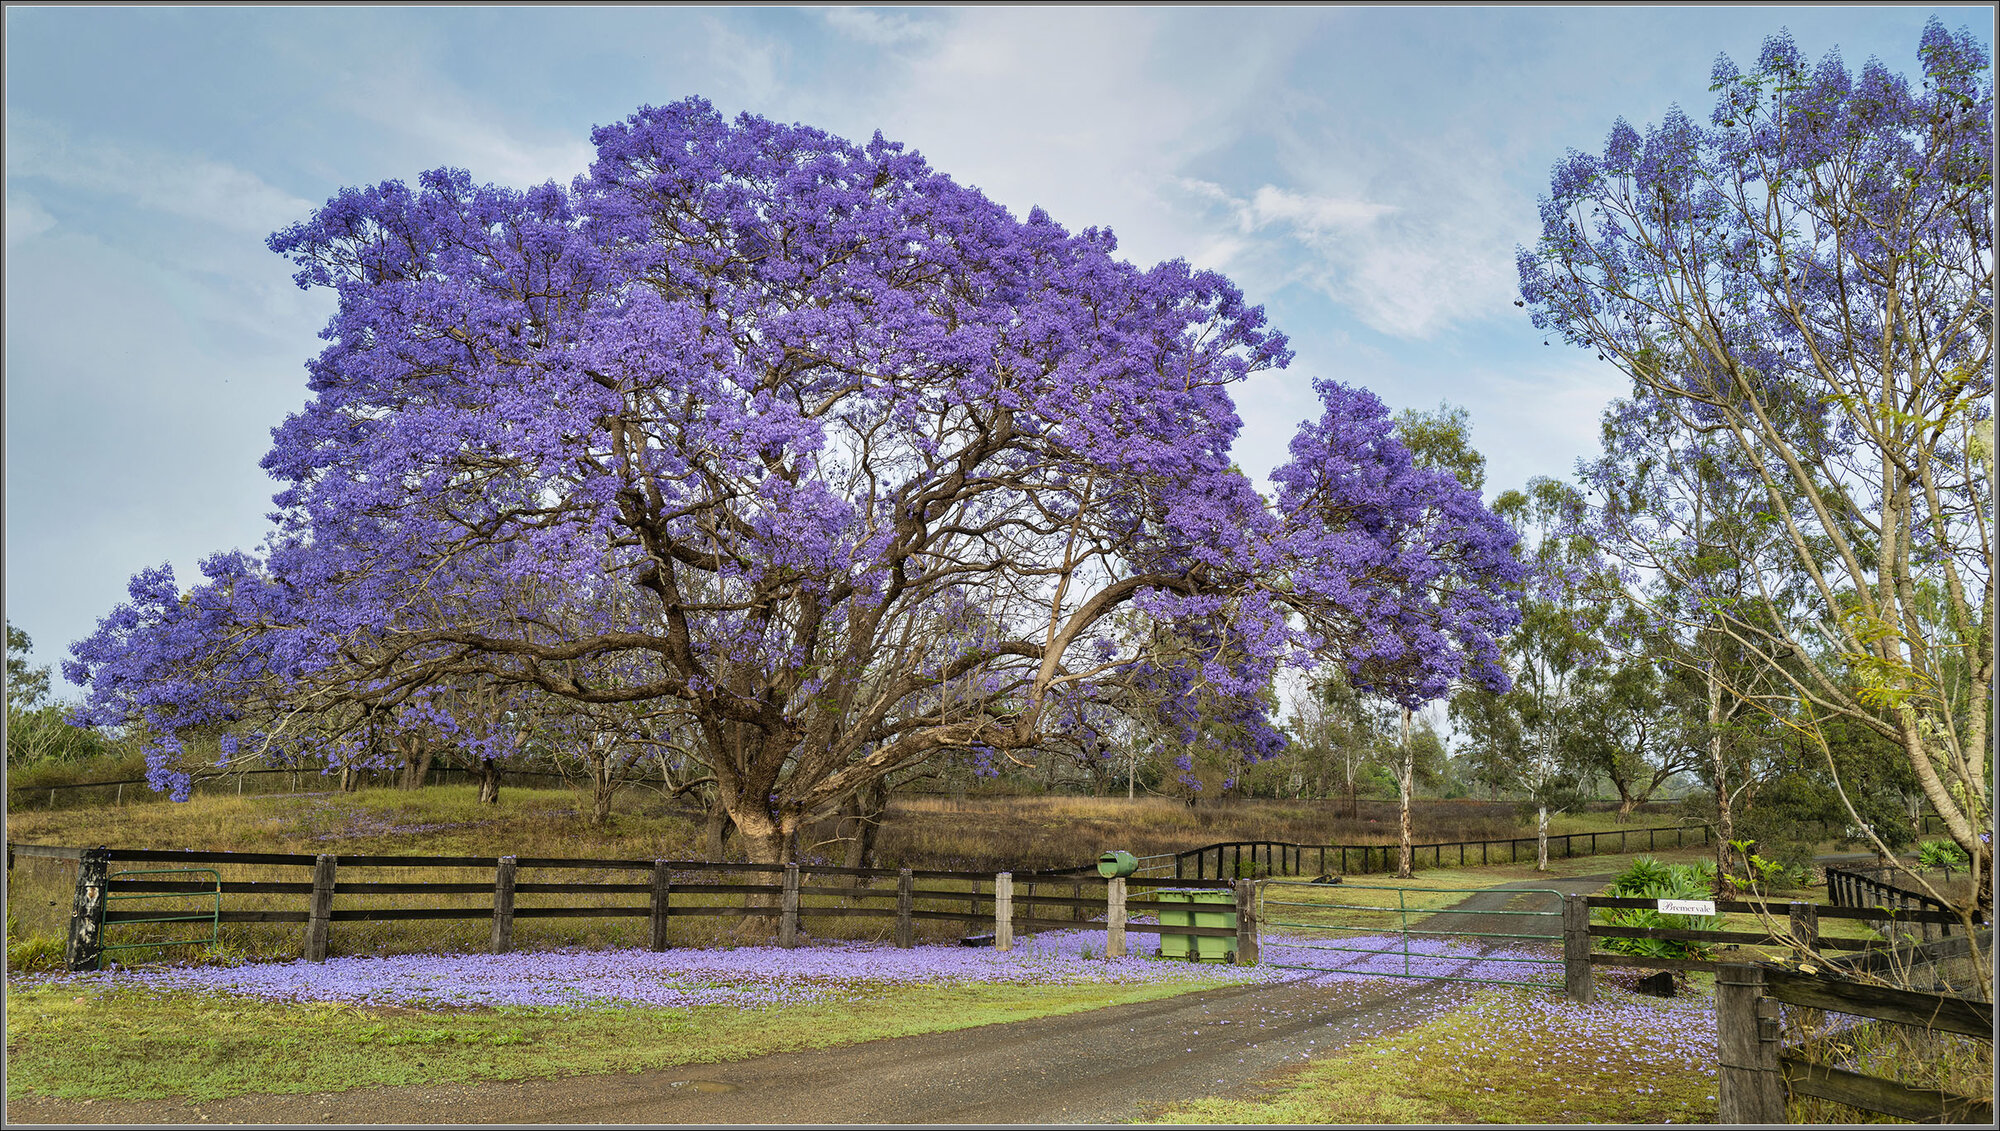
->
[1430,985,1720,1086]
[29,929,1280,1012]
[1261,931,1566,986]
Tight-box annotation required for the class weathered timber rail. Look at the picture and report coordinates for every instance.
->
[11,843,1251,972]
[1716,957,1992,1124]
[1174,823,1713,880]
[1567,894,1979,988]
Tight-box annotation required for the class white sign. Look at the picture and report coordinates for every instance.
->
[1657,899,1716,916]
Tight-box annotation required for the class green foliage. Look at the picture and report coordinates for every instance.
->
[6,702,112,767]
[6,914,66,975]
[6,621,51,708]
[1918,839,1969,869]
[1594,855,1722,960]
[1393,401,1486,492]
[5,621,109,769]
[1721,838,1811,893]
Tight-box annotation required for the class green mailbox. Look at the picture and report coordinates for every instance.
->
[1097,850,1139,878]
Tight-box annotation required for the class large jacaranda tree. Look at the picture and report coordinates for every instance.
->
[1519,21,1992,915]
[71,99,1523,863]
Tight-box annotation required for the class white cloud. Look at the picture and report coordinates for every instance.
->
[322,60,597,188]
[1242,185,1396,234]
[1171,158,1526,341]
[821,7,937,48]
[5,189,56,246]
[822,9,1295,274]
[6,115,313,237]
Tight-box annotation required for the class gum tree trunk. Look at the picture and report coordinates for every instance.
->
[1397,707,1414,879]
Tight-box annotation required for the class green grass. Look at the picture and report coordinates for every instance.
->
[1146,987,1722,1125]
[3,977,1229,1103]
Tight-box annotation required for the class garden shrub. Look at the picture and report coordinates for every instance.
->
[1593,855,1722,962]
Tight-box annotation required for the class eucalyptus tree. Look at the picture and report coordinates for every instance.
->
[1449,478,1607,871]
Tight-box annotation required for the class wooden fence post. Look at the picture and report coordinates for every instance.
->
[1562,893,1593,1003]
[780,864,800,948]
[895,867,914,949]
[1716,963,1786,1125]
[995,872,1013,952]
[1788,901,1818,956]
[490,856,517,954]
[1234,879,1259,966]
[1106,877,1127,959]
[1072,880,1083,922]
[64,847,110,972]
[649,861,672,952]
[305,853,337,961]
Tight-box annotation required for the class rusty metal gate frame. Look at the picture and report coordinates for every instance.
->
[1257,879,1566,989]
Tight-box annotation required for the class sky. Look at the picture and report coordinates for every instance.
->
[5,5,1991,697]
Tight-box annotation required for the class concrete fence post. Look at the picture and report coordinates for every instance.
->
[1562,893,1594,1003]
[995,872,1013,952]
[64,847,110,972]
[1715,963,1786,1125]
[1106,877,1127,959]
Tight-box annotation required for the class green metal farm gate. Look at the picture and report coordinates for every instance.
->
[1256,879,1566,990]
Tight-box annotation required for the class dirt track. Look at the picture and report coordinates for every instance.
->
[5,874,1621,1127]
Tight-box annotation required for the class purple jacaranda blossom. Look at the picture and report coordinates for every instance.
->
[68,100,1523,853]
[1517,20,1994,896]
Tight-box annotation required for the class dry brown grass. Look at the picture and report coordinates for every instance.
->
[856,794,1619,872]
[7,785,1693,963]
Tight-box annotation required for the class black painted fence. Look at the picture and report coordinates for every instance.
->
[1174,823,1715,880]
[10,843,1239,972]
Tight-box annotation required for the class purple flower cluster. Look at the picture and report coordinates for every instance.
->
[64,97,1526,850]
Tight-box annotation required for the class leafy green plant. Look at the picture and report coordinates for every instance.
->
[1917,839,1968,870]
[1725,838,1809,894]
[1594,855,1722,961]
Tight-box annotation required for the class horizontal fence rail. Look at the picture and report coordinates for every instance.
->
[1572,894,1983,983]
[1717,960,1993,1124]
[14,843,1253,972]
[1824,864,1971,941]
[1173,823,1716,881]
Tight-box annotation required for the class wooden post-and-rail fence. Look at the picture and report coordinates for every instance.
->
[1563,893,1981,1001]
[1174,823,1714,881]
[14,844,1259,972]
[1715,959,1992,1125]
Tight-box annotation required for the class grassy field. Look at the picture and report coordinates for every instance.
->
[5,785,1835,968]
[4,976,1226,1103]
[7,783,1918,1124]
[1147,981,1725,1124]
